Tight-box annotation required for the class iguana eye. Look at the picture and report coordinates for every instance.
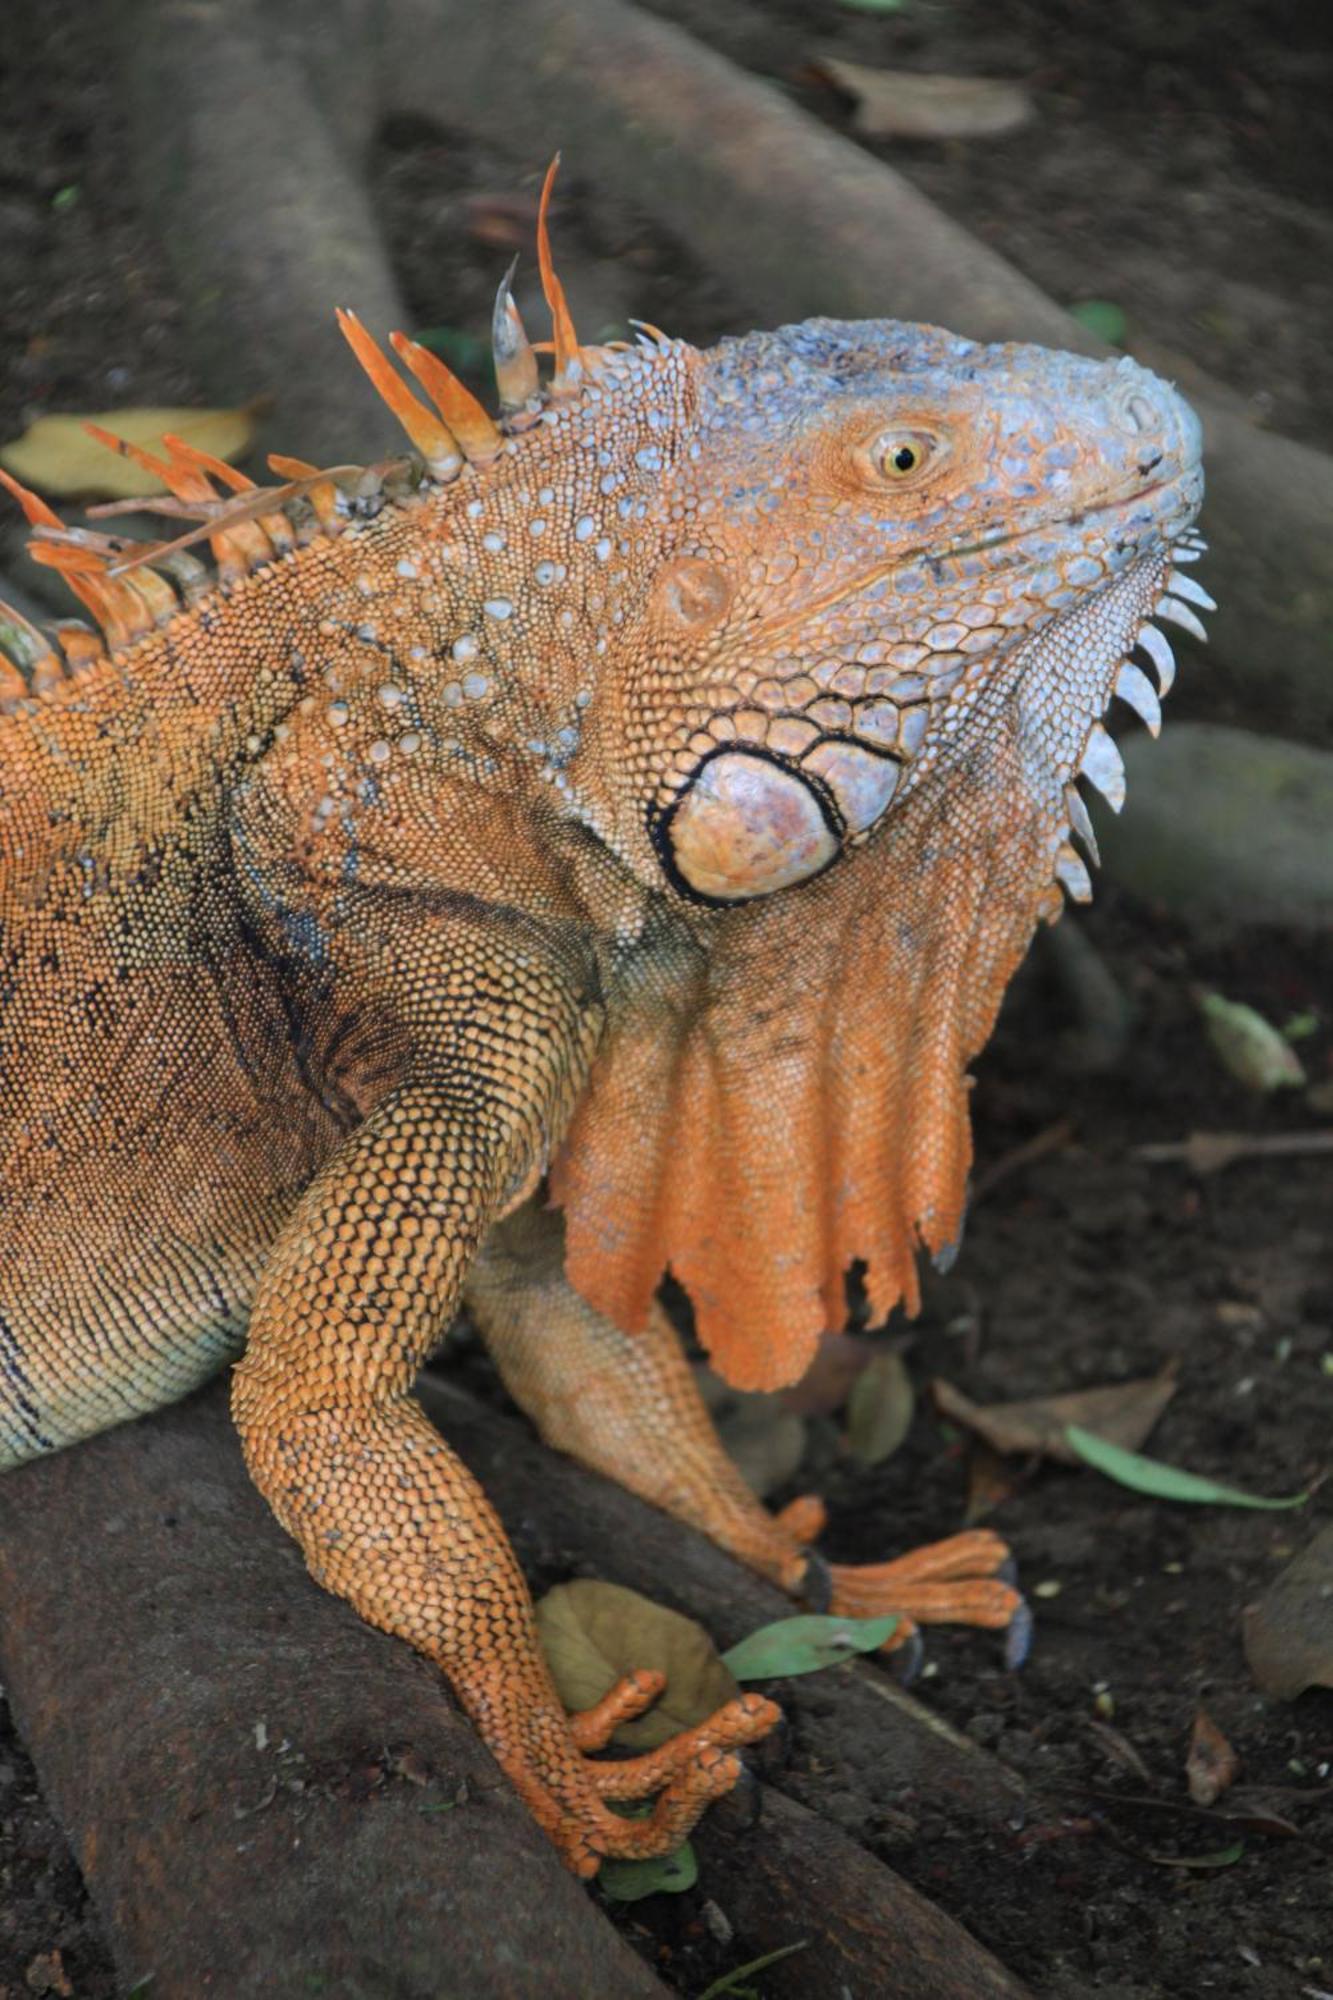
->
[868,434,928,480]
[869,431,935,481]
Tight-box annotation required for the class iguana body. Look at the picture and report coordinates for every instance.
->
[0,176,1208,1872]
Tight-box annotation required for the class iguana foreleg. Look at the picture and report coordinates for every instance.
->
[231,920,776,1876]
[470,1203,1025,1660]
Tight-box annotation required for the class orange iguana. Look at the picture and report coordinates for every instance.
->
[0,166,1209,1875]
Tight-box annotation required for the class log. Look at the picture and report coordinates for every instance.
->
[692,1788,1030,2000]
[1095,722,1333,931]
[114,0,1333,733]
[0,1362,1034,1997]
[0,1383,669,2000]
[360,0,1333,741]
[120,0,409,467]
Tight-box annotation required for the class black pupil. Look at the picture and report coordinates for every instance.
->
[892,445,917,472]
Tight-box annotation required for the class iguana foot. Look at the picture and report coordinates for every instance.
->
[777,1508,1031,1667]
[459,1665,780,1877]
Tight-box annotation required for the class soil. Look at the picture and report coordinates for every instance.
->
[0,1,1329,1996]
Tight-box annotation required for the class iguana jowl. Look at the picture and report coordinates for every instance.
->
[0,165,1210,1873]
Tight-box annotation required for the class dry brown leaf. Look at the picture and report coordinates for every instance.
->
[933,1363,1177,1465]
[816,57,1034,142]
[964,1440,1027,1523]
[535,1579,739,1751]
[1,404,258,500]
[846,1349,915,1467]
[1243,1524,1333,1700]
[782,1330,874,1415]
[1187,1710,1240,1807]
[717,1397,808,1498]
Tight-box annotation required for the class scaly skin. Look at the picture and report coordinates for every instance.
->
[0,210,1207,1871]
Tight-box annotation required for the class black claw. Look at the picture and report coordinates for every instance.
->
[711,1759,763,1834]
[1004,1599,1034,1671]
[890,1629,926,1686]
[800,1548,834,1614]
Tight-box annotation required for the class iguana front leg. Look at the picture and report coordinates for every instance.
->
[468,1203,1026,1661]
[231,928,776,1877]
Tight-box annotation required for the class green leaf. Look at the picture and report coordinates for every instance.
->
[846,1349,914,1467]
[722,1612,898,1680]
[698,1941,811,1998]
[599,1839,698,1902]
[412,325,491,376]
[1069,300,1127,344]
[1146,1839,1244,1870]
[1199,992,1306,1092]
[1065,1426,1309,1510]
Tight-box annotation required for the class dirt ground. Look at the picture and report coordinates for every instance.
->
[0,1,1329,1995]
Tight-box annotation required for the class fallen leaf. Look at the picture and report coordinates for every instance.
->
[932,1364,1177,1465]
[1069,300,1128,345]
[717,1397,808,1498]
[1145,1839,1244,1870]
[1187,1710,1240,1807]
[1065,1427,1310,1510]
[23,1951,74,1998]
[1243,1524,1333,1699]
[1198,991,1306,1093]
[964,1440,1027,1522]
[460,190,540,249]
[782,1331,874,1415]
[535,1580,739,1750]
[698,1942,811,1998]
[2,405,259,500]
[411,325,491,378]
[1085,1717,1152,1784]
[599,1839,698,1902]
[721,1611,897,1680]
[846,1349,915,1466]
[1216,1787,1308,1839]
[816,56,1033,142]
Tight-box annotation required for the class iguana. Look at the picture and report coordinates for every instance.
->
[0,164,1209,1875]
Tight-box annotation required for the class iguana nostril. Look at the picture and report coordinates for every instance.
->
[1123,392,1160,435]
[662,750,839,902]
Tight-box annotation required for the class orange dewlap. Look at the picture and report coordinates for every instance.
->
[553,770,1045,1390]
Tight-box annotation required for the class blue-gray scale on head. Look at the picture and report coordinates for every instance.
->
[637,317,1206,909]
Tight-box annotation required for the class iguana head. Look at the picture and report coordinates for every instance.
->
[595,317,1204,911]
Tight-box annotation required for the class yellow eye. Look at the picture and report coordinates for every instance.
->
[875,434,931,479]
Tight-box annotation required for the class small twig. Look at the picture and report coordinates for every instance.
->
[1135,1129,1333,1174]
[972,1119,1075,1203]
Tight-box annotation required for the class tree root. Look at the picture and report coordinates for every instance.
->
[0,1375,1034,1998]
